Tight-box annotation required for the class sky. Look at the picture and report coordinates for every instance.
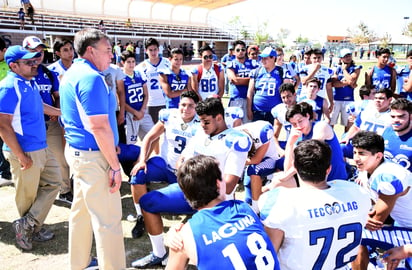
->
[210,0,412,42]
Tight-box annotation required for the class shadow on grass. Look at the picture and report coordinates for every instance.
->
[0,220,69,255]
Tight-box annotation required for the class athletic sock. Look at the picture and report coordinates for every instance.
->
[134,203,142,216]
[251,200,259,214]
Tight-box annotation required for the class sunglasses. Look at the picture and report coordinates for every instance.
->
[16,59,39,66]
[236,48,246,52]
[203,55,213,60]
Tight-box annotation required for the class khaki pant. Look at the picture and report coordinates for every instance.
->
[47,120,71,194]
[65,146,125,270]
[4,148,61,227]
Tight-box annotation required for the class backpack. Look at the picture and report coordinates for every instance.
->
[197,64,220,81]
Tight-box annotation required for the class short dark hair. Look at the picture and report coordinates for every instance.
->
[407,50,412,58]
[311,48,323,56]
[306,77,321,87]
[376,47,391,56]
[375,88,393,99]
[74,28,110,57]
[390,98,412,114]
[181,91,199,104]
[53,39,73,53]
[0,37,7,51]
[294,140,331,182]
[121,50,135,62]
[198,45,214,55]
[304,49,313,56]
[177,155,222,209]
[144,38,159,49]
[195,97,224,117]
[279,83,295,94]
[170,48,184,57]
[286,102,314,121]
[352,131,384,155]
[232,40,246,48]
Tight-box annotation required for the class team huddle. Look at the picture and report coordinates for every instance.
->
[0,28,412,270]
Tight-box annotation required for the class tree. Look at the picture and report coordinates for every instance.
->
[403,21,412,37]
[254,21,272,46]
[347,21,378,44]
[276,28,290,48]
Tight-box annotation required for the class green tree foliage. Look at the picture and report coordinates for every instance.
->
[403,21,412,36]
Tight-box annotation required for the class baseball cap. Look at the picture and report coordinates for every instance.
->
[22,36,47,49]
[259,47,277,58]
[339,48,352,58]
[5,45,41,65]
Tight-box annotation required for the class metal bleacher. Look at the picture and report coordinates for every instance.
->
[0,9,234,41]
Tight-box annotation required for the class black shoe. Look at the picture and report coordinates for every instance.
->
[131,215,145,238]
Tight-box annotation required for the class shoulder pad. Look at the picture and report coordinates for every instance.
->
[158,108,171,122]
[225,130,252,153]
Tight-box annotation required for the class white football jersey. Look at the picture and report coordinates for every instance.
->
[159,108,200,169]
[135,57,170,106]
[259,180,371,270]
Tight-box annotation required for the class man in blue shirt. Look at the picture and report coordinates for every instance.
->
[59,28,125,270]
[0,45,61,251]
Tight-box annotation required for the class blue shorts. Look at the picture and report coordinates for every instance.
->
[246,156,277,176]
[139,183,195,214]
[117,143,140,163]
[129,156,177,185]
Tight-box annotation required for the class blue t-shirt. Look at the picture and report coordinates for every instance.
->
[302,122,347,180]
[124,71,146,111]
[333,64,362,101]
[159,68,190,109]
[371,65,393,90]
[59,58,119,150]
[0,72,47,152]
[189,200,280,270]
[250,66,283,112]
[228,59,259,100]
[382,127,412,172]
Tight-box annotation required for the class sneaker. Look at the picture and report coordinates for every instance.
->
[33,227,54,242]
[131,252,168,268]
[12,217,34,250]
[58,191,73,204]
[84,257,98,270]
[131,215,145,238]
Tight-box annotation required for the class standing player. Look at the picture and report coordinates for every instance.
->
[135,38,170,124]
[128,91,200,239]
[300,48,334,113]
[246,47,283,122]
[331,48,362,132]
[259,139,371,270]
[275,47,300,90]
[398,49,412,100]
[382,98,412,172]
[227,40,259,123]
[365,47,397,93]
[159,48,192,109]
[166,155,280,270]
[131,97,251,268]
[121,50,153,145]
[191,45,224,101]
[351,131,412,270]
